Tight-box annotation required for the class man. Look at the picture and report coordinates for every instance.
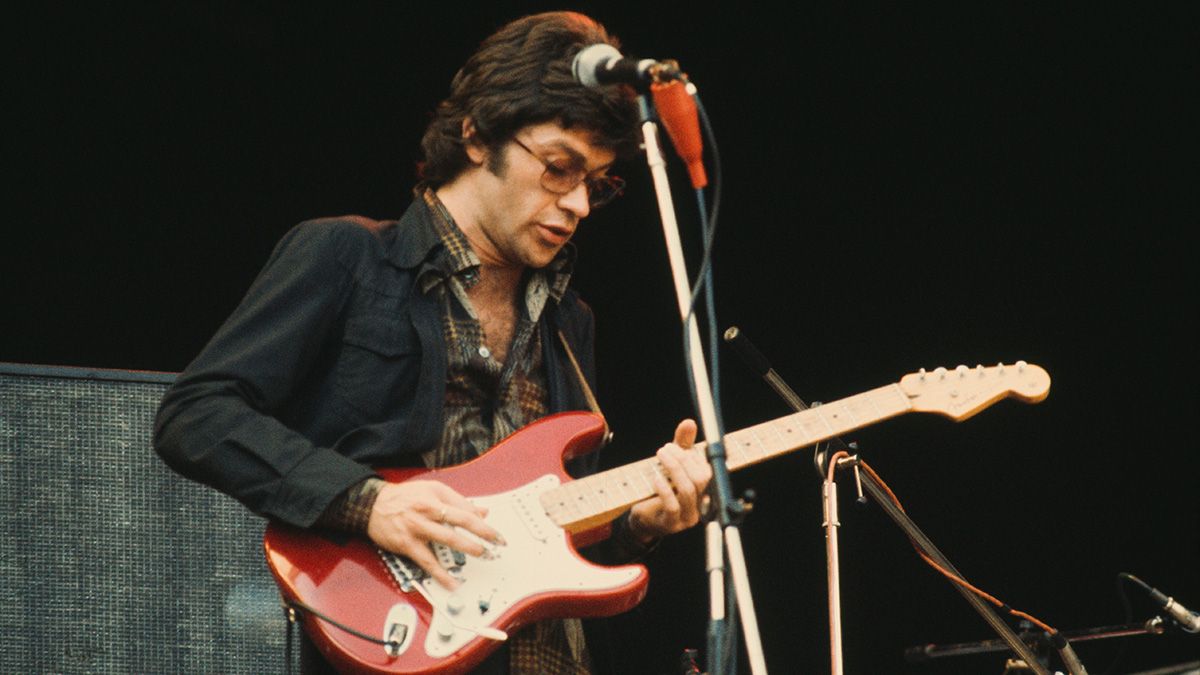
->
[154,11,711,674]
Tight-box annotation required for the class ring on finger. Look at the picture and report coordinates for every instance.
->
[438,506,448,524]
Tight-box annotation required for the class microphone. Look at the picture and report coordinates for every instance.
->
[1124,573,1200,633]
[572,43,681,89]
[574,44,707,188]
[1149,589,1200,634]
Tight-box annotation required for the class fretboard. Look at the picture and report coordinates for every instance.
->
[540,383,913,532]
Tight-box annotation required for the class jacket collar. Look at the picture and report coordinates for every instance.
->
[385,192,445,270]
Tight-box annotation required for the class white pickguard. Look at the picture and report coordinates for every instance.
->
[378,475,641,659]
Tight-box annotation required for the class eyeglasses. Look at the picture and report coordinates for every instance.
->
[511,137,625,209]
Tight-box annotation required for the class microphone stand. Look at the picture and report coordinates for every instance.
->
[723,326,851,675]
[905,616,1166,664]
[724,328,1062,675]
[636,92,767,675]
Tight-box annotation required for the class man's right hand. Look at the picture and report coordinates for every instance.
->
[366,480,505,589]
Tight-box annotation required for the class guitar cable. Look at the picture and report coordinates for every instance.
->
[282,596,402,674]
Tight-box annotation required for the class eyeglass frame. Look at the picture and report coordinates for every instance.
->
[509,136,626,209]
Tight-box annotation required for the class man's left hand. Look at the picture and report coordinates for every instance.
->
[627,418,712,544]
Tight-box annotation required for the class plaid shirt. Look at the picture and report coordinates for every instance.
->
[417,187,573,469]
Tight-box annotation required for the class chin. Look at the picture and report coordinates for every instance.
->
[523,246,563,269]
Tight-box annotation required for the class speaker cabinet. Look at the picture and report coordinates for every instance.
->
[1,363,292,673]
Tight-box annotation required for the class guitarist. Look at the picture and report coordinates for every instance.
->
[153,11,712,674]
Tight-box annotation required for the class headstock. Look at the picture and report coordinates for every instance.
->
[899,361,1050,421]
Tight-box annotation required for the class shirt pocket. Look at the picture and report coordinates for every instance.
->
[332,314,422,421]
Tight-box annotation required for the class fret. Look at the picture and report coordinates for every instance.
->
[834,399,860,429]
[613,465,639,504]
[815,404,838,437]
[780,417,811,448]
[590,475,613,513]
[864,388,885,419]
[564,481,588,517]
[748,425,770,461]
[583,476,602,512]
[543,484,577,522]
[637,459,657,493]
[731,433,757,465]
[765,418,789,453]
[800,413,827,444]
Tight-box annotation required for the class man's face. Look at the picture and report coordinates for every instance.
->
[467,121,617,270]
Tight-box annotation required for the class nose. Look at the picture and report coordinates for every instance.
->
[556,181,591,219]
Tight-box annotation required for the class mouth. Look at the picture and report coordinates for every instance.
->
[536,222,574,246]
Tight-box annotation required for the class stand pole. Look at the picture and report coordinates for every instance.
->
[839,456,1054,675]
[823,476,845,675]
[638,111,767,675]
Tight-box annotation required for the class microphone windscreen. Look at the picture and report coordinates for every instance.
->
[572,44,622,88]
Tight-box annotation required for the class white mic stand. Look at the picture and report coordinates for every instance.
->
[637,89,768,675]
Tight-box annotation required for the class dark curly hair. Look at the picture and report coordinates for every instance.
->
[418,12,641,187]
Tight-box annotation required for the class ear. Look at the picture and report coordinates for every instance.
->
[461,118,487,165]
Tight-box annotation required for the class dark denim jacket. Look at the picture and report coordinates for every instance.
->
[153,198,598,528]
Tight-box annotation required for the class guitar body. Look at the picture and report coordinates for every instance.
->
[264,411,649,675]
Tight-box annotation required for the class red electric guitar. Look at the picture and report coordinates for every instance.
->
[264,362,1050,674]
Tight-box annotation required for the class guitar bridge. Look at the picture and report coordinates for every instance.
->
[379,541,468,593]
[379,550,426,592]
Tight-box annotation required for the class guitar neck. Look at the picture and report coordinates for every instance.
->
[541,382,913,532]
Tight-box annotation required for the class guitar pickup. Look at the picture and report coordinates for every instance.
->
[432,541,466,575]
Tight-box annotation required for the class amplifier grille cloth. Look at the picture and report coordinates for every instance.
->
[1,367,292,673]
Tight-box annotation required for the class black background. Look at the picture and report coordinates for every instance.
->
[6,4,1197,674]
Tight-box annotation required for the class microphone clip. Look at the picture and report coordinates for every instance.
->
[648,59,684,85]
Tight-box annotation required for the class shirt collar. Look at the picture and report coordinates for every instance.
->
[401,185,575,302]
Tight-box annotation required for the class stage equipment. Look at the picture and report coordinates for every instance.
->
[1122,573,1200,634]
[0,363,291,674]
[905,616,1167,663]
[721,330,1075,675]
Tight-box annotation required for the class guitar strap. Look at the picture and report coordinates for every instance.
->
[557,329,611,442]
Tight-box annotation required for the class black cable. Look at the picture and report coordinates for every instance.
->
[283,598,402,650]
[1098,573,1144,674]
